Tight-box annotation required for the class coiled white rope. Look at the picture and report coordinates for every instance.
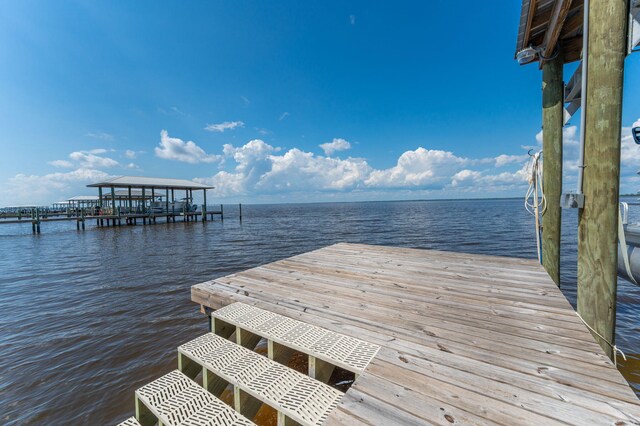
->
[524,150,546,263]
[575,312,627,367]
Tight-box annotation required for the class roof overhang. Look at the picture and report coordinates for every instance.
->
[87,176,214,190]
[515,0,584,66]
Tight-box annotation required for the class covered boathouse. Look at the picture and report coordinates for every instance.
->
[87,176,218,225]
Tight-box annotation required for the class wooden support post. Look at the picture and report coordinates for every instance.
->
[309,355,335,384]
[165,187,169,219]
[111,187,116,216]
[203,368,229,397]
[98,186,103,213]
[220,204,224,221]
[135,395,156,426]
[577,0,627,361]
[268,340,295,364]
[234,387,262,421]
[128,186,132,215]
[177,352,201,380]
[277,412,296,426]
[239,203,242,222]
[202,189,207,222]
[212,317,235,339]
[151,187,155,223]
[141,187,146,216]
[236,326,261,350]
[541,52,563,286]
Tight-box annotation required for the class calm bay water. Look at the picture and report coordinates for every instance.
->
[0,198,638,425]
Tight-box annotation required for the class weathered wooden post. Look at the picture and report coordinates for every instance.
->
[541,52,563,286]
[577,0,627,360]
[151,187,155,223]
[111,186,116,217]
[239,203,242,222]
[142,187,146,225]
[98,186,103,227]
[220,204,224,221]
[127,186,133,217]
[165,187,170,221]
[202,189,207,222]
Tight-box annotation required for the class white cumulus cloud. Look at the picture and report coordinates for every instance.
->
[204,121,245,132]
[319,138,352,156]
[155,130,220,164]
[365,148,469,188]
[48,160,73,168]
[1,168,112,206]
[69,151,120,168]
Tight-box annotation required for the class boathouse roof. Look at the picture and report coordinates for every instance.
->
[516,0,584,65]
[87,176,214,190]
[67,195,100,202]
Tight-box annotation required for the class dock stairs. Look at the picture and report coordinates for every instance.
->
[117,302,380,426]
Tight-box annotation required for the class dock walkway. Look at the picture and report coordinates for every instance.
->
[192,243,640,425]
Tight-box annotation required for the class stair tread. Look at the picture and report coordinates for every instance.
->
[179,333,344,426]
[135,369,255,426]
[211,302,380,374]
[116,417,141,426]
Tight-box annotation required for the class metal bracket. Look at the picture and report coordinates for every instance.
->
[561,192,585,209]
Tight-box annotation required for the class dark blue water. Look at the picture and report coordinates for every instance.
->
[0,199,638,425]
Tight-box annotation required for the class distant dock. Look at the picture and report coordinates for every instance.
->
[0,175,238,233]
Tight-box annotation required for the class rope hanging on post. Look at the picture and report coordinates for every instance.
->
[525,150,546,263]
[575,312,626,367]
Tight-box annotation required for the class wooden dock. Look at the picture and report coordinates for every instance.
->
[192,243,640,425]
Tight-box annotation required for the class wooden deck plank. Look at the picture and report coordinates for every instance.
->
[197,277,635,398]
[191,243,640,425]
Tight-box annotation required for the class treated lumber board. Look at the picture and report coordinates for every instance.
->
[192,283,640,408]
[198,277,599,362]
[542,0,574,58]
[251,262,572,314]
[192,281,636,398]
[217,273,600,350]
[263,261,584,326]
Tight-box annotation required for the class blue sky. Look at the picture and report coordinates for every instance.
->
[0,1,639,205]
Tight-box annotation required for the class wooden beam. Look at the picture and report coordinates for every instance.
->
[277,412,297,426]
[559,7,583,39]
[203,368,230,397]
[236,327,261,350]
[577,0,627,361]
[178,352,201,380]
[542,0,574,59]
[268,340,294,364]
[523,0,538,50]
[212,317,235,339]
[309,355,335,384]
[560,35,583,63]
[541,52,564,286]
[135,396,156,426]
[234,387,262,420]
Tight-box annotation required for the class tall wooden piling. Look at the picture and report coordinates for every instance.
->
[541,52,563,286]
[577,0,627,360]
[202,189,207,222]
